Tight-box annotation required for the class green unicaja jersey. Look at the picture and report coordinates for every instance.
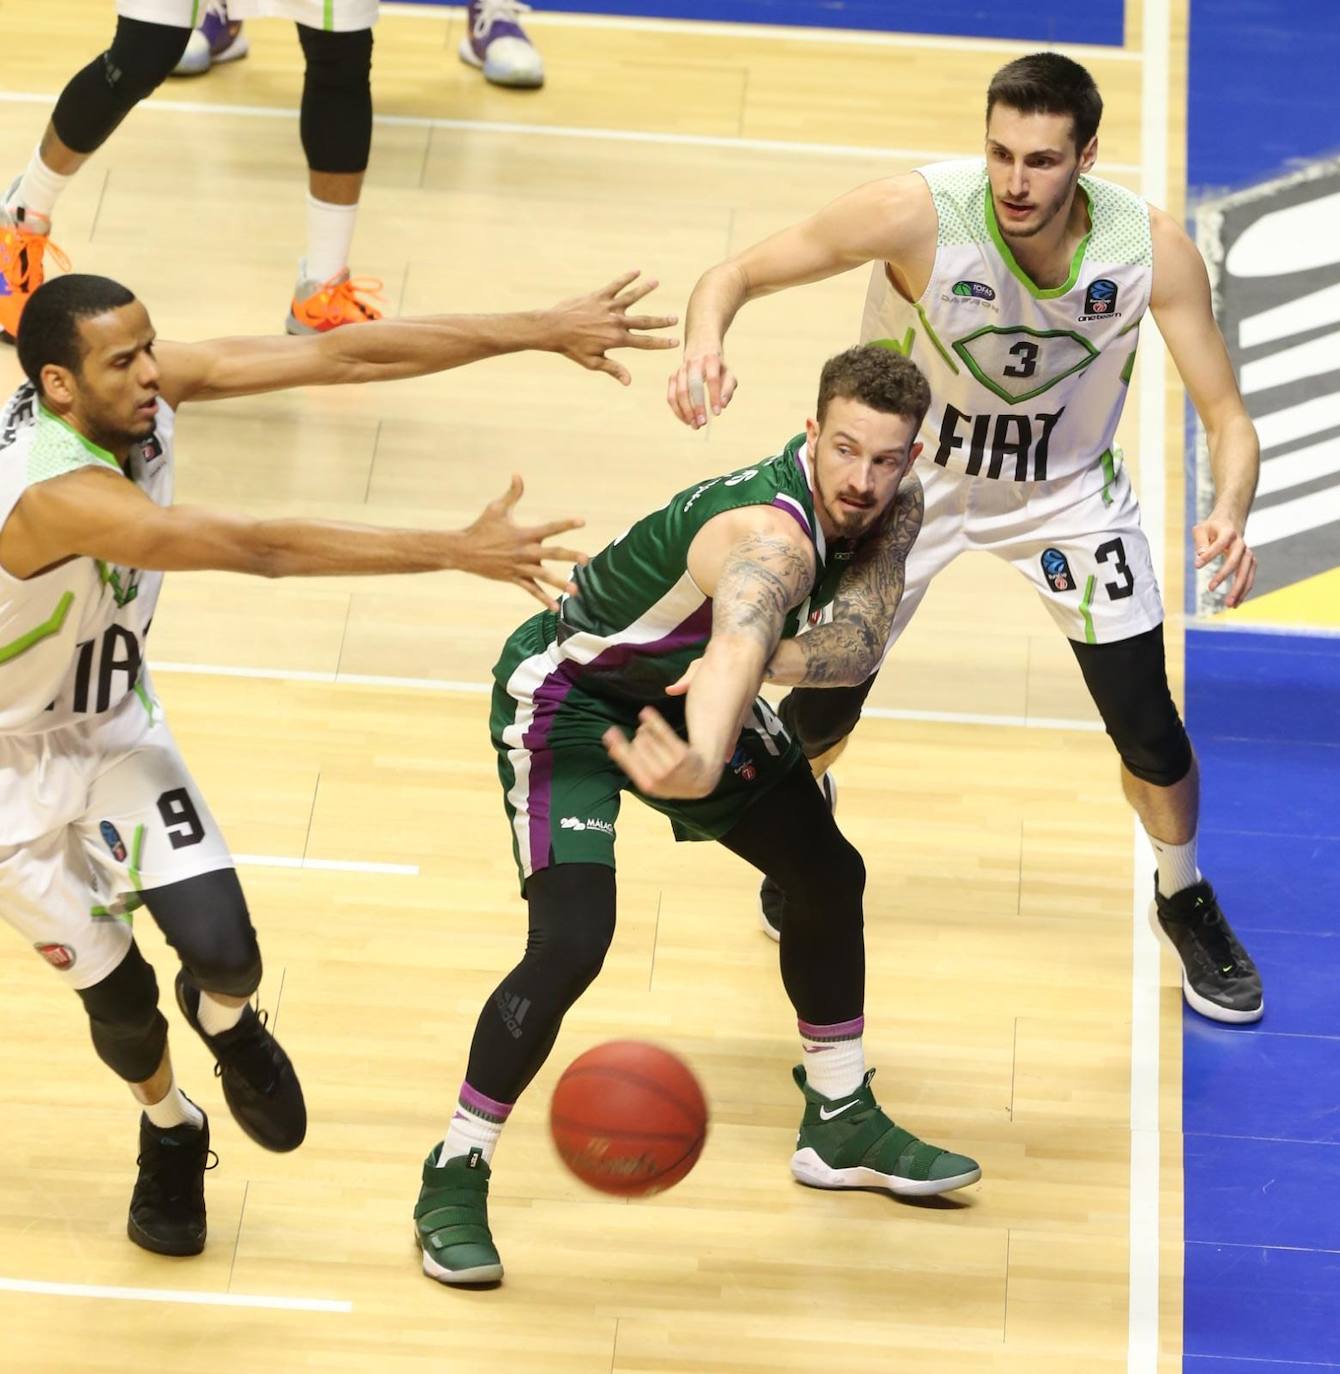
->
[502,434,850,709]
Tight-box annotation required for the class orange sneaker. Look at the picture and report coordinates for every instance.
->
[0,193,70,344]
[284,267,383,334]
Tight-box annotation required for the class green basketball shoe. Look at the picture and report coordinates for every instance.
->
[790,1066,981,1197]
[414,1145,504,1284]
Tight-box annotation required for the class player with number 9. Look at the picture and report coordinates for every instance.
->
[0,267,675,1259]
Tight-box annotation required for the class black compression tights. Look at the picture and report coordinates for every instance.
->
[463,762,865,1106]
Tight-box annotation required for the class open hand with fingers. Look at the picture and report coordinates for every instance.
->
[1193,509,1257,607]
[457,474,587,611]
[603,706,721,799]
[667,342,739,429]
[545,271,679,384]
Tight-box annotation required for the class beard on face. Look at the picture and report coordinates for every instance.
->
[817,470,884,538]
[83,405,155,454]
[996,175,1075,241]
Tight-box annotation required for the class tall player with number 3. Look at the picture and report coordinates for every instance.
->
[669,52,1264,1024]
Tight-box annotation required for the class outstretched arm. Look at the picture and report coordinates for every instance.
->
[157,271,678,406]
[765,471,924,687]
[668,174,935,428]
[1149,207,1259,606]
[0,470,585,610]
[603,506,814,798]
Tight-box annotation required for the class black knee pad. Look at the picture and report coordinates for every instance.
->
[778,674,879,759]
[51,19,192,154]
[1069,624,1194,786]
[297,24,374,174]
[76,943,168,1083]
[523,865,616,994]
[790,831,866,915]
[139,869,263,999]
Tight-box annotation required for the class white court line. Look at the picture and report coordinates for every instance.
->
[1128,0,1171,1367]
[380,1,1143,61]
[0,1276,350,1312]
[863,705,1102,732]
[151,661,1101,733]
[0,91,1140,177]
[233,854,420,875]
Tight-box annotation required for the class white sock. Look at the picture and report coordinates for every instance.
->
[8,147,70,223]
[302,194,359,285]
[1149,832,1201,897]
[197,991,246,1036]
[437,1084,512,1166]
[799,1018,866,1099]
[143,1080,204,1131]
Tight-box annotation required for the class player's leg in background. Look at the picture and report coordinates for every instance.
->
[285,22,383,334]
[0,827,212,1256]
[757,463,964,938]
[718,761,981,1196]
[0,9,194,341]
[459,0,545,90]
[417,863,618,1286]
[1068,625,1264,1023]
[1007,470,1264,1023]
[140,869,308,1150]
[172,1,249,77]
[80,706,307,1149]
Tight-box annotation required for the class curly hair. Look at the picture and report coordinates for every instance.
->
[815,344,930,430]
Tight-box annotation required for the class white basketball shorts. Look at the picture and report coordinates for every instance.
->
[881,447,1165,664]
[0,681,234,990]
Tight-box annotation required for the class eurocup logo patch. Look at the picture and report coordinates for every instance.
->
[99,820,128,862]
[729,746,757,782]
[1083,278,1118,316]
[1040,547,1076,592]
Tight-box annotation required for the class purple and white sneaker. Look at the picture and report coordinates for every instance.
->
[459,0,545,89]
[173,1,249,78]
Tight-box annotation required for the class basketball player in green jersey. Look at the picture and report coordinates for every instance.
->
[668,52,1263,1025]
[414,346,981,1287]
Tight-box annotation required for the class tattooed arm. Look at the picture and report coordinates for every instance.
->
[603,505,815,799]
[766,470,924,687]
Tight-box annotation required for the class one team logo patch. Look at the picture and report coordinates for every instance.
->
[1041,547,1077,592]
[35,943,76,971]
[729,746,758,782]
[1082,278,1119,317]
[99,820,127,862]
[952,280,996,301]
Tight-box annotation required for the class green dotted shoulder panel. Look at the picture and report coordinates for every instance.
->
[26,407,119,484]
[1080,174,1153,267]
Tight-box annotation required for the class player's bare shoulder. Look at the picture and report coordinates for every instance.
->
[852,173,939,276]
[1148,203,1212,309]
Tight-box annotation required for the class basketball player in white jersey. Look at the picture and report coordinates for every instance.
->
[3,0,391,340]
[667,52,1264,1024]
[0,268,673,1258]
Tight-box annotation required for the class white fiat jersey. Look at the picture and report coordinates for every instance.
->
[862,159,1152,483]
[0,384,173,734]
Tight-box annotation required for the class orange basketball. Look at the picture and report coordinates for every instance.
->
[549,1040,708,1197]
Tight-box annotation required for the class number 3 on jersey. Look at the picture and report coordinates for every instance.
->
[1096,537,1134,599]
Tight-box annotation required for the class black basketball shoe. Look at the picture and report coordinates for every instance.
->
[758,772,838,942]
[1150,879,1264,1023]
[175,970,307,1151]
[127,1110,214,1256]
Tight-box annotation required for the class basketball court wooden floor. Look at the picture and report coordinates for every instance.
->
[0,3,1189,1369]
